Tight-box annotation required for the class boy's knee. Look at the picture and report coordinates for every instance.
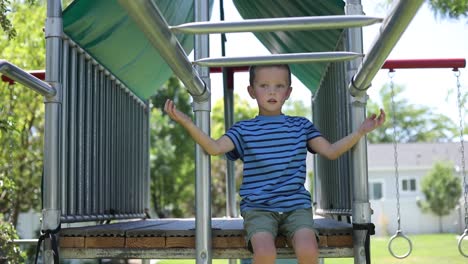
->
[292,228,319,263]
[251,232,277,262]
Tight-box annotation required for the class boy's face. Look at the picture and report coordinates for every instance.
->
[248,66,292,116]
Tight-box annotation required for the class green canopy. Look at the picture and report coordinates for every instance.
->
[63,0,344,99]
[63,0,213,100]
[233,0,345,93]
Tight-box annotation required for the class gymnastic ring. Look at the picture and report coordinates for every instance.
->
[458,229,468,258]
[388,230,412,259]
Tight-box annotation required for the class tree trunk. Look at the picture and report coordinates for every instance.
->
[438,215,443,233]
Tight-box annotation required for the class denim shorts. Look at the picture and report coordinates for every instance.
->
[241,208,319,249]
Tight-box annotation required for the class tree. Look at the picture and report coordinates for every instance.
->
[366,83,458,143]
[418,161,462,232]
[149,77,197,218]
[0,1,45,227]
[427,0,468,19]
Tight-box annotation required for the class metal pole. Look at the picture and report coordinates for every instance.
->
[219,0,238,220]
[170,15,382,34]
[194,52,363,67]
[0,60,55,96]
[43,0,62,262]
[117,0,209,102]
[349,0,424,97]
[346,1,370,263]
[194,1,211,263]
[347,0,369,262]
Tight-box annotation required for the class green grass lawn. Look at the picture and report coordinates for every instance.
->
[158,233,468,264]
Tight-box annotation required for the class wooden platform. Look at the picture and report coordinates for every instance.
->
[60,217,354,259]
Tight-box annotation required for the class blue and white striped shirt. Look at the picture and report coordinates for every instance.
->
[225,114,322,213]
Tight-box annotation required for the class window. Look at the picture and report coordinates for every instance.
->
[401,178,416,192]
[369,181,383,200]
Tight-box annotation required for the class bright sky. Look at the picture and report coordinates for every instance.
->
[203,0,468,124]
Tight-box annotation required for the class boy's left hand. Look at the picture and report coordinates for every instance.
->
[359,108,385,135]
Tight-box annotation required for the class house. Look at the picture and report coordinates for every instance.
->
[367,142,467,236]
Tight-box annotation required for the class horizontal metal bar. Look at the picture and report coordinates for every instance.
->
[0,60,55,96]
[382,58,466,70]
[1,70,45,84]
[61,247,353,259]
[171,15,383,34]
[194,52,363,67]
[11,239,39,245]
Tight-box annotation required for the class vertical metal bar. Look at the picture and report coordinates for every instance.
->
[85,58,92,217]
[194,0,211,263]
[124,90,130,215]
[105,74,112,217]
[60,38,69,217]
[117,85,123,217]
[137,101,142,215]
[92,62,99,217]
[110,78,116,215]
[43,0,62,262]
[68,43,77,218]
[77,48,85,218]
[97,66,107,217]
[131,98,137,213]
[223,69,237,218]
[145,102,151,212]
[346,1,371,263]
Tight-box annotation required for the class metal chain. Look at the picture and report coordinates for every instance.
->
[389,70,402,230]
[455,70,467,229]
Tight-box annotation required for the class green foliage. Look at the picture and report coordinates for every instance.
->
[0,0,38,39]
[0,216,25,263]
[418,161,462,232]
[428,0,468,19]
[283,99,312,118]
[367,84,458,143]
[418,161,462,216]
[150,77,196,218]
[0,1,45,228]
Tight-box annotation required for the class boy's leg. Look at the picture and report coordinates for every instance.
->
[281,208,319,264]
[242,210,279,264]
[291,228,319,264]
[251,232,277,264]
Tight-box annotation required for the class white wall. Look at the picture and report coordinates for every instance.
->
[370,198,463,236]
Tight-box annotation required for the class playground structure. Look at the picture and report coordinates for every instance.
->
[0,0,467,263]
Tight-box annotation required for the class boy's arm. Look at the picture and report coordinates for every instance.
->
[164,99,235,155]
[308,109,385,160]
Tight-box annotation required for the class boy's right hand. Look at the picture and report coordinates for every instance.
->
[164,99,192,125]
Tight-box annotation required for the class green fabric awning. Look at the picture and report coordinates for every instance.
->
[63,0,213,100]
[233,0,345,93]
[63,0,344,98]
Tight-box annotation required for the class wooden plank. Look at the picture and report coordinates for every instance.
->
[126,237,165,248]
[213,236,245,248]
[60,237,85,248]
[318,236,328,247]
[85,237,125,248]
[166,237,195,248]
[327,235,353,247]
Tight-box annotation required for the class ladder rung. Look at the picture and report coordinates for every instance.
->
[171,15,382,34]
[193,52,363,67]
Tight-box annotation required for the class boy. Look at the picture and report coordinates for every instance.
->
[164,64,385,264]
